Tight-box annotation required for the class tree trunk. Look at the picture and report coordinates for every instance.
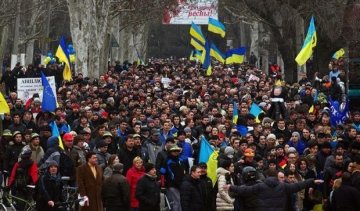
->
[0,25,9,72]
[67,0,111,78]
[25,40,34,65]
[12,0,21,55]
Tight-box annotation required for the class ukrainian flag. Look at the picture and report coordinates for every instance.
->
[190,22,206,45]
[55,37,72,81]
[232,101,238,124]
[41,72,57,112]
[250,103,264,123]
[225,47,246,64]
[202,41,212,75]
[210,43,225,63]
[208,17,226,38]
[332,48,345,60]
[49,121,64,150]
[190,50,202,61]
[199,136,218,186]
[190,37,205,52]
[295,16,317,66]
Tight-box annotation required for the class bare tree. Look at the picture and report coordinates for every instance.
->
[67,0,177,78]
[222,0,358,82]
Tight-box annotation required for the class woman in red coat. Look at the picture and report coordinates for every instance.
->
[126,156,145,211]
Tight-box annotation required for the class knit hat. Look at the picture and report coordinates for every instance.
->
[184,127,192,133]
[113,163,124,173]
[144,162,155,173]
[63,133,74,142]
[48,160,58,168]
[224,146,235,159]
[287,147,297,153]
[47,136,59,148]
[292,131,300,138]
[21,149,32,159]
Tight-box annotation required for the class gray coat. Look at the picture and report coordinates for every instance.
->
[229,177,314,211]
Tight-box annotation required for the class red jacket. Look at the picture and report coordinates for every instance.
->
[126,166,145,208]
[8,162,38,187]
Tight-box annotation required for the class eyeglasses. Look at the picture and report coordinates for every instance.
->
[288,156,296,159]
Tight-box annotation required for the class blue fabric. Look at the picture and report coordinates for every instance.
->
[236,124,248,136]
[287,140,306,155]
[159,130,174,144]
[178,141,192,161]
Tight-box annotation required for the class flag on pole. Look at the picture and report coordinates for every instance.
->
[210,43,225,63]
[202,40,212,75]
[208,17,226,38]
[295,16,317,66]
[250,103,264,123]
[41,72,57,112]
[189,50,202,61]
[232,101,238,124]
[55,36,72,81]
[332,48,345,60]
[0,92,10,114]
[199,136,218,186]
[190,22,206,45]
[225,47,246,64]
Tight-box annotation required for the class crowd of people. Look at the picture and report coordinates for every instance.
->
[0,57,359,211]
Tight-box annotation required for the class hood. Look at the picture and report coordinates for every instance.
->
[216,167,230,177]
[264,176,280,188]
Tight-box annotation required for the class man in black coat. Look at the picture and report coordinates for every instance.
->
[101,163,130,211]
[351,155,360,191]
[198,162,216,211]
[226,169,323,211]
[136,163,161,211]
[180,165,206,211]
[331,172,360,211]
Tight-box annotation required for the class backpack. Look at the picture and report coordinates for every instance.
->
[14,167,30,189]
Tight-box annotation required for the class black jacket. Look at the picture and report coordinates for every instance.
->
[331,182,360,211]
[136,174,161,211]
[230,177,314,211]
[101,171,130,210]
[200,175,216,211]
[36,173,64,211]
[117,147,141,175]
[180,175,206,211]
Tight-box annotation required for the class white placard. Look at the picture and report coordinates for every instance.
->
[162,0,218,25]
[248,74,260,82]
[11,54,18,70]
[161,77,172,88]
[17,76,56,103]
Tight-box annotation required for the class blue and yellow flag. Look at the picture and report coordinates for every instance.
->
[190,37,205,52]
[202,40,212,75]
[0,92,10,114]
[295,16,317,66]
[190,50,202,61]
[41,72,57,112]
[210,43,225,63]
[190,22,206,45]
[49,121,64,150]
[332,48,345,60]
[56,37,72,81]
[208,17,226,38]
[225,47,246,64]
[250,103,264,123]
[199,136,218,186]
[232,101,238,124]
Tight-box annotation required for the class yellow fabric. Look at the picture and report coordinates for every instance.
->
[0,92,10,114]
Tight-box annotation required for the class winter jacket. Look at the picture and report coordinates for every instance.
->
[22,144,44,164]
[8,161,38,187]
[142,140,163,164]
[180,175,206,211]
[94,148,111,169]
[331,182,360,211]
[216,167,235,210]
[118,147,142,175]
[162,154,185,189]
[36,173,64,211]
[102,171,130,210]
[136,174,161,211]
[229,177,314,211]
[126,166,145,208]
[3,141,26,172]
